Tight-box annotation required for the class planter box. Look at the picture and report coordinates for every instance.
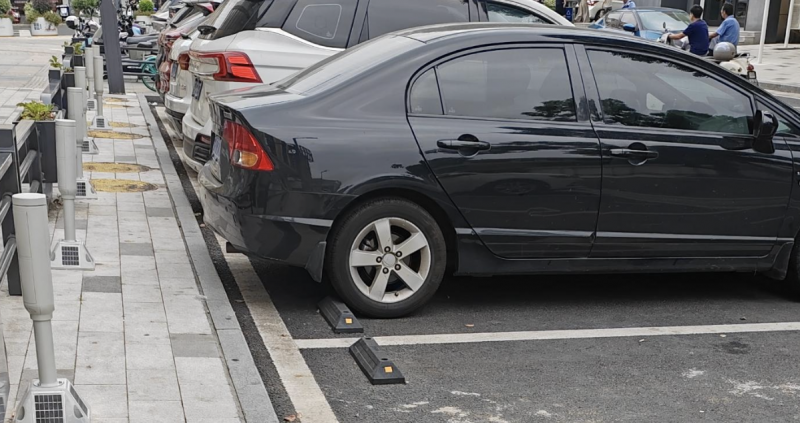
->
[73,55,84,68]
[30,17,58,36]
[34,120,57,185]
[0,17,13,37]
[61,72,74,90]
[48,68,61,82]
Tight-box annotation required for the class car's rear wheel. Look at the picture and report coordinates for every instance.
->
[785,241,800,295]
[326,197,446,318]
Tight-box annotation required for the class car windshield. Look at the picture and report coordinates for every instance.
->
[638,10,691,31]
[275,35,421,95]
[199,0,271,40]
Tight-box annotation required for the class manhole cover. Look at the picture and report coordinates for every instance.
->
[92,179,158,193]
[88,130,140,140]
[83,163,151,173]
[110,122,141,128]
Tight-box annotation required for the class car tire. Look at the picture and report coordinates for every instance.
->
[785,242,800,295]
[326,197,446,318]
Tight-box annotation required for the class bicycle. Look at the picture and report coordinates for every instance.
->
[140,54,158,92]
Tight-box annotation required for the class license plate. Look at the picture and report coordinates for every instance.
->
[192,78,203,100]
[747,71,757,80]
[171,62,178,80]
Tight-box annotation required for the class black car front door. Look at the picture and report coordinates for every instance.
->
[581,47,794,258]
[408,45,603,258]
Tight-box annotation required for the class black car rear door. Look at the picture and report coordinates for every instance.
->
[407,44,603,259]
[579,46,794,258]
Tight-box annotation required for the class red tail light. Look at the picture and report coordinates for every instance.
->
[178,53,190,70]
[223,121,273,171]
[190,51,262,83]
[747,64,755,72]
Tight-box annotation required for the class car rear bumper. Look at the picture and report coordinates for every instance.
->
[197,164,331,269]
[164,93,190,119]
[181,110,212,172]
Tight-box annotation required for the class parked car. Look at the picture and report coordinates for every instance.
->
[181,0,572,172]
[590,7,690,41]
[163,28,200,122]
[156,5,212,96]
[200,23,800,318]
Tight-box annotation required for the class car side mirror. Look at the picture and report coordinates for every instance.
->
[623,23,637,32]
[753,110,778,154]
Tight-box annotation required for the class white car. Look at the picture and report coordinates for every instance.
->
[181,0,572,171]
[164,32,197,124]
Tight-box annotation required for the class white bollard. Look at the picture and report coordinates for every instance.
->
[51,119,95,270]
[13,193,91,422]
[67,88,97,200]
[91,53,109,130]
[73,66,99,155]
[85,47,96,111]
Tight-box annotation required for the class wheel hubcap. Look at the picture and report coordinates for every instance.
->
[349,217,431,304]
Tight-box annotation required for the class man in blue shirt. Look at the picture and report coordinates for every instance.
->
[621,0,636,9]
[668,5,709,56]
[710,3,740,46]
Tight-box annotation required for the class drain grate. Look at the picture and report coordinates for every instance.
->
[34,394,64,423]
[61,245,80,267]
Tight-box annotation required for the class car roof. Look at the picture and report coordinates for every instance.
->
[625,7,687,12]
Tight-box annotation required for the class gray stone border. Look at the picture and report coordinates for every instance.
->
[760,81,800,95]
[138,94,279,423]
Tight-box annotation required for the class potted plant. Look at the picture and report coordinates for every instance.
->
[134,0,153,24]
[66,41,85,67]
[25,0,59,36]
[16,101,58,187]
[50,56,75,91]
[0,0,13,37]
[71,0,97,19]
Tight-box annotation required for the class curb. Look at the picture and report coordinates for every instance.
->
[760,81,800,95]
[138,94,280,423]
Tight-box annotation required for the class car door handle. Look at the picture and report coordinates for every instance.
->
[437,140,491,151]
[610,148,658,159]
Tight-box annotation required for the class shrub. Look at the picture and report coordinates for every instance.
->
[543,0,556,10]
[24,2,40,20]
[16,101,55,121]
[0,0,12,15]
[71,0,98,16]
[72,42,84,55]
[138,0,154,13]
[31,0,50,14]
[43,10,61,26]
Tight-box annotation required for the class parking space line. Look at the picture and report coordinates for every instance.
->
[220,238,340,423]
[294,322,800,349]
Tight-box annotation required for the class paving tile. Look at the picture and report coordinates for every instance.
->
[79,292,123,333]
[176,357,228,386]
[56,218,88,229]
[126,342,175,370]
[82,276,122,294]
[120,242,154,256]
[127,369,181,402]
[146,207,174,218]
[171,334,219,358]
[75,332,125,385]
[180,383,240,420]
[159,277,199,293]
[129,400,185,423]
[122,284,163,303]
[20,368,74,385]
[163,294,211,335]
[74,384,128,418]
[53,300,80,321]
[24,320,79,370]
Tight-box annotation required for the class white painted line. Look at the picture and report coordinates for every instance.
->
[221,237,339,423]
[294,322,800,350]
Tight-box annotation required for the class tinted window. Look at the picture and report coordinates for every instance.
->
[486,2,550,24]
[589,50,753,135]
[605,11,622,28]
[367,0,469,39]
[620,12,636,27]
[199,0,273,40]
[283,0,357,48]
[437,48,576,122]
[409,69,443,115]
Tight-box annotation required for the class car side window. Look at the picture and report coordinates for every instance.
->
[436,48,576,122]
[620,12,636,28]
[605,11,622,28]
[588,50,753,135]
[409,69,443,115]
[758,102,800,137]
[485,2,551,24]
[366,0,469,40]
[283,0,358,48]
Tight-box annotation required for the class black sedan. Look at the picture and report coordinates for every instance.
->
[200,23,800,318]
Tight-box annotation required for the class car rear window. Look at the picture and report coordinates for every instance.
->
[275,35,421,95]
[199,0,274,40]
[282,0,358,48]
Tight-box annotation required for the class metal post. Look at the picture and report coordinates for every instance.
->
[74,66,99,155]
[92,54,109,129]
[67,88,97,200]
[99,0,125,94]
[756,0,772,64]
[52,120,95,270]
[85,46,95,101]
[785,0,796,48]
[13,193,57,387]
[14,193,91,423]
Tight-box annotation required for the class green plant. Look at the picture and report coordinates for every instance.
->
[24,2,40,20]
[134,10,153,16]
[31,0,50,14]
[71,0,97,16]
[72,42,84,55]
[543,0,555,10]
[138,0,154,12]
[0,0,12,15]
[16,101,55,121]
[49,55,62,69]
[43,10,61,27]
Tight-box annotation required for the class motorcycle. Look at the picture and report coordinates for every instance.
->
[657,23,758,85]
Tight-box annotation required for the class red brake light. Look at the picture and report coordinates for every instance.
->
[223,121,273,171]
[747,64,755,72]
[178,53,190,71]
[192,51,262,83]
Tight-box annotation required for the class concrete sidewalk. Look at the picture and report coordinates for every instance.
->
[0,90,275,422]
[739,44,800,94]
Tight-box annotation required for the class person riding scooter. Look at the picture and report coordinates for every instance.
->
[709,3,740,51]
[667,5,709,56]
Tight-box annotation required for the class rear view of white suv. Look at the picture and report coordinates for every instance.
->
[181,0,571,170]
